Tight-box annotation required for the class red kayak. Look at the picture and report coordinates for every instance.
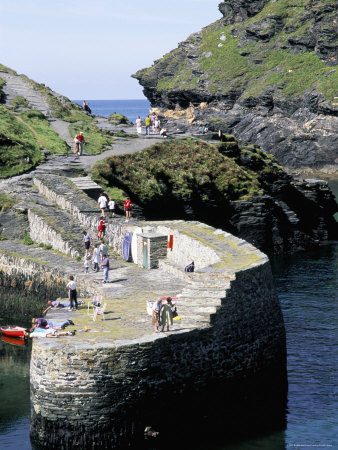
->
[1,326,27,338]
[1,335,27,346]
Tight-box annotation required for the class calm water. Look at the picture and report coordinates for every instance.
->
[72,99,151,124]
[0,321,32,450]
[0,101,337,449]
[1,245,337,449]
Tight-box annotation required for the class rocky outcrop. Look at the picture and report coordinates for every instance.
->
[92,139,338,255]
[133,0,338,171]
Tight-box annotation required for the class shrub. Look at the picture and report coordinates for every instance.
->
[23,232,34,245]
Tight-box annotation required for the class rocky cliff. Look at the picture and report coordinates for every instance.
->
[133,0,338,172]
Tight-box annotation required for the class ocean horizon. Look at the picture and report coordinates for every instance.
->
[72,99,151,124]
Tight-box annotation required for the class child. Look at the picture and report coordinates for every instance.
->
[97,217,106,239]
[91,243,100,272]
[108,198,115,217]
[84,255,91,274]
[123,197,132,222]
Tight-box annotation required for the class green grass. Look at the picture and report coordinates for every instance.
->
[0,105,44,178]
[199,18,334,99]
[18,110,70,154]
[23,232,34,245]
[69,122,113,155]
[0,193,15,212]
[10,95,31,111]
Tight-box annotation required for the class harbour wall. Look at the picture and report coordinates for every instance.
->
[0,175,287,448]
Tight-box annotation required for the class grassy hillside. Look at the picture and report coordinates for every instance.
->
[91,138,284,207]
[0,105,45,178]
[0,66,114,177]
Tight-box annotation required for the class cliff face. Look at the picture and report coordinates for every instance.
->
[133,0,338,171]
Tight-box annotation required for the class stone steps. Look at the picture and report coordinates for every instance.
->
[28,205,86,258]
[158,259,189,280]
[0,72,51,116]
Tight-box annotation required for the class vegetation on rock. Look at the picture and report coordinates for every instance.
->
[108,113,133,125]
[134,0,337,103]
[133,0,338,170]
[91,137,283,206]
[0,193,15,212]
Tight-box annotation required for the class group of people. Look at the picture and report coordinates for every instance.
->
[30,314,76,338]
[151,297,177,333]
[73,131,86,158]
[136,114,168,138]
[98,191,131,222]
[82,232,110,282]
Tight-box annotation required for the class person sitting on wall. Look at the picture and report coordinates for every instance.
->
[160,127,168,138]
[184,261,195,272]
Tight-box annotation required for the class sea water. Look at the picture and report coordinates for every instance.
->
[0,101,337,449]
[72,99,151,124]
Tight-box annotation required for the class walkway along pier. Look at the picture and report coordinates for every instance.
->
[0,174,287,448]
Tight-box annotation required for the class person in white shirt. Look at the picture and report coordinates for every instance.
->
[67,276,77,311]
[108,198,115,217]
[99,239,109,259]
[91,244,101,272]
[98,192,108,217]
[135,116,142,134]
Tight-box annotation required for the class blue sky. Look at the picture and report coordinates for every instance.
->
[0,0,221,99]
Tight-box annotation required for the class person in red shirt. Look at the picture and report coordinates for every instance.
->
[76,132,86,155]
[97,217,105,239]
[124,197,132,222]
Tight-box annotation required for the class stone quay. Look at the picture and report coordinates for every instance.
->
[0,174,287,448]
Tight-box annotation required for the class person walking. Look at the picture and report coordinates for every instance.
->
[154,117,161,134]
[151,113,157,134]
[97,216,106,239]
[73,135,80,158]
[136,116,142,134]
[152,299,162,333]
[67,275,78,311]
[84,255,90,274]
[91,243,101,272]
[99,239,109,259]
[124,197,132,222]
[144,115,151,135]
[108,198,115,217]
[101,254,109,283]
[98,192,108,217]
[82,230,92,256]
[76,132,86,155]
[161,297,174,332]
